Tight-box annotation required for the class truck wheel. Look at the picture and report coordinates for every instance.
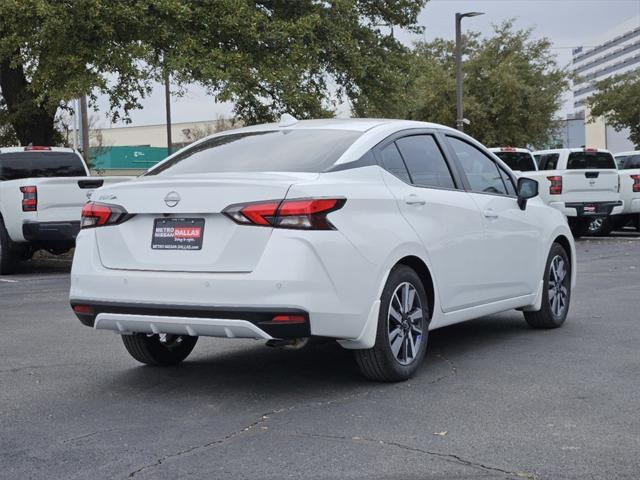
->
[121,333,198,366]
[354,265,429,382]
[524,243,571,329]
[586,216,612,236]
[568,217,588,238]
[0,218,20,275]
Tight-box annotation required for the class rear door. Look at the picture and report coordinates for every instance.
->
[444,135,542,301]
[373,131,488,313]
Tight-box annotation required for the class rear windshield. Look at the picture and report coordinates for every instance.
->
[493,152,536,171]
[0,151,86,180]
[567,151,616,170]
[616,155,640,169]
[146,129,362,176]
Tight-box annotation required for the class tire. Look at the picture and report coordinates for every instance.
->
[0,217,20,275]
[586,216,612,236]
[634,214,640,233]
[568,217,588,238]
[524,243,571,329]
[355,265,430,382]
[121,333,198,366]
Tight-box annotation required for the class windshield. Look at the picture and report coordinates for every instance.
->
[147,129,362,176]
[0,152,86,180]
[493,152,536,171]
[567,151,616,170]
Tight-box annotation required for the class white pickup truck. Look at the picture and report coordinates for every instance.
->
[0,146,131,274]
[529,148,622,237]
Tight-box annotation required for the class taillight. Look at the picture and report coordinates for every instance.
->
[631,175,640,193]
[81,202,131,229]
[20,186,37,211]
[223,198,346,230]
[547,176,562,195]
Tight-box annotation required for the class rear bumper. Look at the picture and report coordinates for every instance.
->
[22,221,80,244]
[70,300,310,339]
[552,200,623,217]
[70,228,381,340]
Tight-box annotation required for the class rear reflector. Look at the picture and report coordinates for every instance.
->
[20,186,37,211]
[547,176,562,195]
[24,146,52,151]
[72,305,93,314]
[223,198,346,230]
[81,202,132,229]
[631,175,640,193]
[272,314,306,324]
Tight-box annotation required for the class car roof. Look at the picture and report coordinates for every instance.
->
[230,118,459,134]
[0,146,77,154]
[488,147,532,154]
[532,148,613,154]
[615,151,640,156]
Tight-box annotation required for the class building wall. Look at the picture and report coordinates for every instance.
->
[571,16,639,151]
[90,118,239,149]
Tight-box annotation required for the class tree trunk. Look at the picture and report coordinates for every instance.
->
[0,60,57,146]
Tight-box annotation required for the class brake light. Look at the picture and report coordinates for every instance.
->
[501,147,516,152]
[24,146,51,151]
[81,202,131,229]
[223,198,346,230]
[20,186,37,211]
[272,314,306,324]
[631,175,640,193]
[584,147,598,152]
[547,176,562,195]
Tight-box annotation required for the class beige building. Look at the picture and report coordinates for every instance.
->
[90,118,240,149]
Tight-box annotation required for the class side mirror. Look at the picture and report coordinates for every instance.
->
[517,177,538,210]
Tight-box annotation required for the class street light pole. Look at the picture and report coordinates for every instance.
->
[164,72,172,157]
[455,12,484,132]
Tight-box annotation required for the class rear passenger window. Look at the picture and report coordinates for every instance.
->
[447,136,507,195]
[538,154,559,170]
[379,143,411,184]
[395,135,455,189]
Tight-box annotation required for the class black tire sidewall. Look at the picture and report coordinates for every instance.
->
[375,265,430,379]
[541,244,571,326]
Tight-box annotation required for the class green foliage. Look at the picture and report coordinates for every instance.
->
[0,0,427,145]
[355,20,570,147]
[587,72,640,148]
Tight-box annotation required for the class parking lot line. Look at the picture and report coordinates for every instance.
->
[0,278,19,283]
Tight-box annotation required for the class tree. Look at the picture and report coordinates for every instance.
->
[587,72,640,148]
[0,0,427,146]
[354,21,570,147]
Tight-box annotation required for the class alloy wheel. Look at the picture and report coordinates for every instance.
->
[387,282,424,365]
[548,255,569,318]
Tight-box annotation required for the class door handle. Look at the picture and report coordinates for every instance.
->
[483,209,499,219]
[404,194,426,206]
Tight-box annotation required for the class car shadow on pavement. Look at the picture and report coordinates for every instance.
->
[104,313,534,398]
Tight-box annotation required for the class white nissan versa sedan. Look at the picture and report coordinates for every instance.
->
[69,118,576,382]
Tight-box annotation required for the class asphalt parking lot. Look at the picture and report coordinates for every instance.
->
[2,235,640,480]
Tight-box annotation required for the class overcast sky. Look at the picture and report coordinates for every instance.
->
[94,0,640,128]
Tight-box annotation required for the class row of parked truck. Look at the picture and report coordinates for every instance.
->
[490,146,640,237]
[0,143,638,274]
